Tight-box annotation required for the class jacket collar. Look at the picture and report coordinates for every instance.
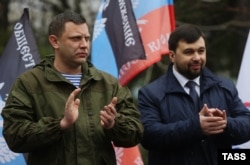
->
[35,55,103,82]
[164,63,219,95]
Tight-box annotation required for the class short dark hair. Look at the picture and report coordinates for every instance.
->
[48,11,87,37]
[168,24,206,52]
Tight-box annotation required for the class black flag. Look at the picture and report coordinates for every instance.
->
[0,8,40,164]
[0,8,40,99]
[102,0,146,71]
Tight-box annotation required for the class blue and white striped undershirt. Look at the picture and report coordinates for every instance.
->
[61,73,82,88]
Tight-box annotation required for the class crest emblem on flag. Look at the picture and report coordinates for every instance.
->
[0,95,20,164]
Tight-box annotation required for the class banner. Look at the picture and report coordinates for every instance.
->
[233,30,250,149]
[0,8,40,164]
[102,0,146,75]
[91,0,175,164]
[91,0,175,86]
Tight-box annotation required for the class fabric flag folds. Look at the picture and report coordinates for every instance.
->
[91,0,175,164]
[233,30,250,149]
[102,0,146,75]
[91,0,175,86]
[0,8,40,164]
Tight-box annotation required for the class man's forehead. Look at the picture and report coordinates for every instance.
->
[178,38,205,49]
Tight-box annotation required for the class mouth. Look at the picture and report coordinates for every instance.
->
[76,52,88,58]
[190,64,201,71]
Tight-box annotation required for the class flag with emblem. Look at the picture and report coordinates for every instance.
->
[0,8,40,164]
[91,0,175,164]
[91,0,175,86]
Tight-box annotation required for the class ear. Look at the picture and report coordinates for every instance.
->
[48,35,59,49]
[169,50,175,58]
[168,50,176,63]
[169,50,175,60]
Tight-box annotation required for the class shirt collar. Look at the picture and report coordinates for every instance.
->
[172,66,200,88]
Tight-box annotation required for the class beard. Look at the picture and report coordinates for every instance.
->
[176,62,204,80]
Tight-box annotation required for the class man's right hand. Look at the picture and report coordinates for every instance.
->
[60,88,81,129]
[199,104,227,135]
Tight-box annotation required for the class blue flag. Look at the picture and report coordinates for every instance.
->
[0,8,40,164]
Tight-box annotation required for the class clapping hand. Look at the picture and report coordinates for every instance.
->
[199,104,227,135]
[100,97,118,129]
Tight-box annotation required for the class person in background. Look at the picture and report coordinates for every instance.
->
[138,24,250,165]
[1,11,143,165]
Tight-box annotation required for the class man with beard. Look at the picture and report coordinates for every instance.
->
[138,24,250,165]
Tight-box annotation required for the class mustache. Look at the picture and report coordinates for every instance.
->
[190,61,202,65]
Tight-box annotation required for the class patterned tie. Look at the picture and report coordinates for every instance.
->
[186,81,199,111]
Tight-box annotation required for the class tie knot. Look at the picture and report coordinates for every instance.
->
[186,81,196,89]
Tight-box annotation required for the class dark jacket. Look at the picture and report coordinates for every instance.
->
[1,56,143,165]
[138,64,250,165]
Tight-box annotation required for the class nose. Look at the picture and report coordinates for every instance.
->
[192,51,200,60]
[80,38,88,48]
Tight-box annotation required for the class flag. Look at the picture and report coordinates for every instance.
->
[91,0,175,86]
[233,30,250,149]
[91,0,175,164]
[236,30,250,110]
[0,8,40,164]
